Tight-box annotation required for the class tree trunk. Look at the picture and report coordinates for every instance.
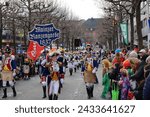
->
[0,7,3,49]
[23,28,27,51]
[130,13,134,49]
[108,38,112,50]
[28,0,32,31]
[136,0,143,49]
[72,37,74,52]
[12,18,16,53]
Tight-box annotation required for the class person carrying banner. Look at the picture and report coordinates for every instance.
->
[1,47,17,98]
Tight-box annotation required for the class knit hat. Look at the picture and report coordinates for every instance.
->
[123,59,131,69]
[129,51,137,58]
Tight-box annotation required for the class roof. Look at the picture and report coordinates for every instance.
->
[82,18,104,30]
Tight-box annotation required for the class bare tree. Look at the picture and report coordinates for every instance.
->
[97,0,143,49]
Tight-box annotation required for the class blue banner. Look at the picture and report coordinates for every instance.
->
[29,24,60,46]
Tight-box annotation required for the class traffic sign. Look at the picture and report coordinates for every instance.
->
[29,23,60,46]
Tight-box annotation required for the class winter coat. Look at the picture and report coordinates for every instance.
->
[130,60,146,83]
[143,74,150,100]
[101,73,110,98]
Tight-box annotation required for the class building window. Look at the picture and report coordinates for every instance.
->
[142,18,147,28]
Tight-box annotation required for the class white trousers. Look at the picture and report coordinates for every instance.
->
[85,83,94,87]
[3,80,14,87]
[49,80,59,95]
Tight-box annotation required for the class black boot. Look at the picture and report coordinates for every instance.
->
[86,87,91,99]
[58,81,62,94]
[12,86,17,97]
[90,85,94,98]
[42,86,47,98]
[2,88,7,98]
[69,68,73,76]
[53,94,58,100]
[48,94,53,100]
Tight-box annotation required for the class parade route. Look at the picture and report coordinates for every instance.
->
[0,65,104,100]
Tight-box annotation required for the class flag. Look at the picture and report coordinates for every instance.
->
[120,23,128,45]
[27,40,44,61]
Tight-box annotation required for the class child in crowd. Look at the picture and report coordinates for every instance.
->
[119,69,131,100]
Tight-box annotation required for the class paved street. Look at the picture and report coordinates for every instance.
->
[0,65,104,100]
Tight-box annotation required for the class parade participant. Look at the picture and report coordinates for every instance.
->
[92,53,99,84]
[57,50,66,93]
[48,53,60,100]
[40,56,51,98]
[83,52,98,99]
[68,59,74,76]
[23,58,30,80]
[81,53,86,78]
[1,47,17,98]
[73,59,78,72]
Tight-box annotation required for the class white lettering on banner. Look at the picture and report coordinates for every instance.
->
[31,33,59,40]
[31,42,36,57]
[36,27,54,33]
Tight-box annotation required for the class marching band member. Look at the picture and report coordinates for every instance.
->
[1,47,17,98]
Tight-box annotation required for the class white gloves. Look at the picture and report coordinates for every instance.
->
[13,72,16,77]
[92,67,97,73]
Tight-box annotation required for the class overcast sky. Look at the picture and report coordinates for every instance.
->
[57,0,104,20]
[1,0,104,20]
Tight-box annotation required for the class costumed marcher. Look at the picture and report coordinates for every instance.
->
[57,50,66,94]
[68,59,74,76]
[83,52,98,99]
[23,58,30,80]
[73,59,78,72]
[48,52,60,100]
[80,51,86,77]
[101,59,111,99]
[1,47,17,98]
[40,56,51,98]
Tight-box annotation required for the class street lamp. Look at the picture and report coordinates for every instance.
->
[0,1,9,49]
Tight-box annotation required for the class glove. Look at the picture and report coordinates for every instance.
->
[92,67,97,73]
[13,72,16,77]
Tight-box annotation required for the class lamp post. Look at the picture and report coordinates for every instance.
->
[0,2,9,49]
